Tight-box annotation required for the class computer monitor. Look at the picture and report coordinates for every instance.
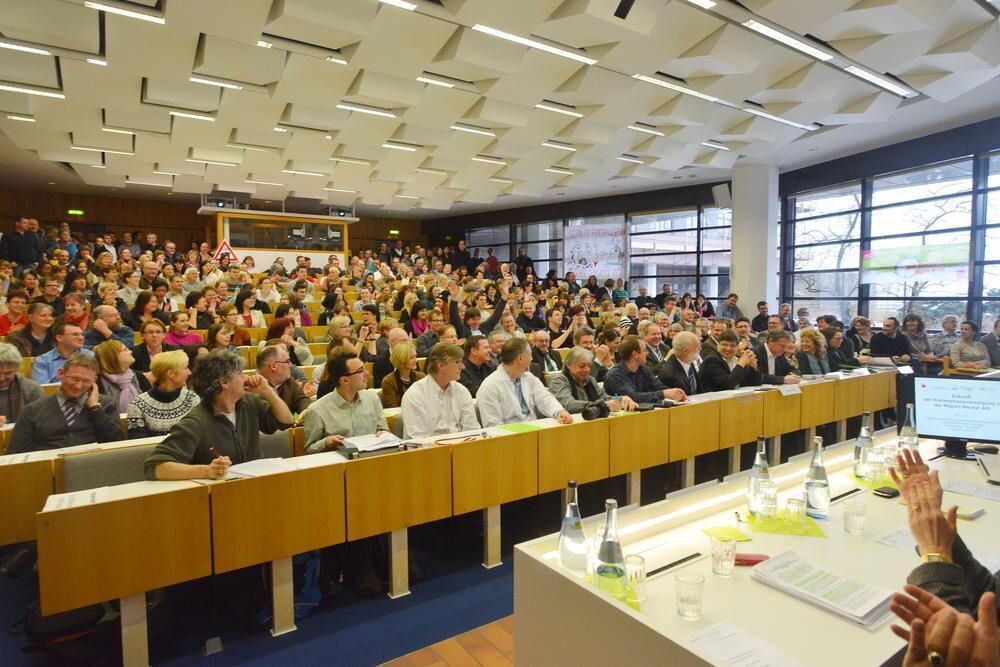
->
[914,376,1000,459]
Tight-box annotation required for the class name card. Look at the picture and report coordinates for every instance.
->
[897,365,914,375]
[778,384,802,396]
[852,368,871,376]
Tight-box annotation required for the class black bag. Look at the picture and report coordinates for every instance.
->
[581,400,611,421]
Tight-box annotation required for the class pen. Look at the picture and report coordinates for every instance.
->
[210,447,223,459]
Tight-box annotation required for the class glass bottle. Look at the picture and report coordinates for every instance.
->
[595,499,627,600]
[854,412,874,478]
[558,481,588,577]
[747,436,771,515]
[898,403,918,451]
[804,437,831,519]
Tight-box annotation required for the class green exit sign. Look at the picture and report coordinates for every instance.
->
[388,229,400,235]
[66,209,85,216]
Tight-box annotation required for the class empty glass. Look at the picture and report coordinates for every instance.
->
[675,571,705,620]
[625,555,647,603]
[757,481,778,524]
[785,497,807,528]
[586,525,605,582]
[711,537,737,577]
[844,499,867,535]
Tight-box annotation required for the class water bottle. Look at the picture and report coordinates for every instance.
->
[557,481,588,577]
[853,412,874,478]
[595,499,627,600]
[747,436,771,515]
[898,403,918,451]
[804,437,830,519]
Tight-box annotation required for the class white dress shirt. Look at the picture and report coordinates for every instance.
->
[477,366,566,428]
[401,375,480,438]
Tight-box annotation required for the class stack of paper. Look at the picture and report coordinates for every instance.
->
[752,551,893,630]
[225,458,296,478]
[42,487,110,511]
[343,432,402,452]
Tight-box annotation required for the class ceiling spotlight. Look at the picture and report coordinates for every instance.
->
[326,55,348,65]
[256,40,272,48]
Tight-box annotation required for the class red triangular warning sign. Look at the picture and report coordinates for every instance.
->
[213,240,239,262]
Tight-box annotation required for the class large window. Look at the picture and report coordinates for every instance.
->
[629,207,731,299]
[783,155,996,329]
[515,221,563,278]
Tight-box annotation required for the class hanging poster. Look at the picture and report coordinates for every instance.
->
[563,221,627,281]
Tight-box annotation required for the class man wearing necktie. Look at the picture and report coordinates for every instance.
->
[529,330,563,382]
[655,331,702,396]
[640,320,670,374]
[477,337,574,428]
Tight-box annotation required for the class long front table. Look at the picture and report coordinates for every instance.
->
[514,431,996,666]
[25,370,898,666]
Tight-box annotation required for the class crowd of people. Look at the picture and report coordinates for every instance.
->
[1,216,998,661]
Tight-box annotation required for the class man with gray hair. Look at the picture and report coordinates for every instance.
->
[549,347,637,414]
[657,331,702,395]
[402,343,480,438]
[0,342,43,424]
[930,315,961,357]
[487,330,508,360]
[143,349,294,480]
[84,304,135,350]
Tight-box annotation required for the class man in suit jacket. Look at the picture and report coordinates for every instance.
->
[530,330,562,382]
[700,330,762,392]
[639,320,670,374]
[702,319,727,354]
[656,331,702,395]
[758,330,802,385]
[7,353,124,454]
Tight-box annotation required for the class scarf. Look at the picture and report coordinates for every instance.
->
[2,375,23,422]
[105,369,140,413]
[561,367,600,402]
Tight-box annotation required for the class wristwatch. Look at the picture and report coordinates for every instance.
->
[921,553,953,564]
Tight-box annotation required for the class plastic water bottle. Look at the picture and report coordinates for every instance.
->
[557,481,588,577]
[747,436,771,515]
[898,403,918,451]
[853,412,874,478]
[804,437,830,519]
[595,499,627,600]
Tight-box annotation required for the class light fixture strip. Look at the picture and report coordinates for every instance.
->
[450,124,496,137]
[472,156,507,166]
[416,76,454,88]
[83,1,165,24]
[382,142,419,152]
[329,156,371,166]
[741,106,814,131]
[395,194,419,199]
[126,180,171,187]
[86,58,107,66]
[256,40,272,48]
[336,102,396,119]
[843,66,915,98]
[169,111,215,122]
[542,141,576,152]
[282,169,326,176]
[227,143,271,152]
[377,0,417,10]
[0,83,65,99]
[741,20,833,62]
[627,124,665,137]
[6,115,36,123]
[616,156,645,164]
[681,0,717,8]
[326,55,348,65]
[472,24,597,65]
[489,177,514,184]
[632,74,719,103]
[245,179,285,186]
[189,76,242,90]
[415,168,447,175]
[324,187,358,193]
[71,146,134,155]
[0,41,51,56]
[545,167,574,175]
[102,127,134,135]
[186,158,237,167]
[153,170,181,176]
[701,141,730,151]
[534,102,583,118]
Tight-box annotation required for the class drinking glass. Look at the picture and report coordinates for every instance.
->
[586,525,605,582]
[711,537,736,577]
[675,571,705,620]
[844,499,867,535]
[757,481,778,524]
[625,555,647,602]
[785,497,807,528]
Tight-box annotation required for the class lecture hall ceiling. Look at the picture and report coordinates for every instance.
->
[0,0,998,218]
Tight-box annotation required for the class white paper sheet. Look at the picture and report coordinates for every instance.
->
[942,479,1000,503]
[42,487,110,512]
[687,621,802,667]
[225,458,296,478]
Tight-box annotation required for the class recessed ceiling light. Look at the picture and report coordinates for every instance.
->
[632,73,718,103]
[534,102,584,118]
[627,124,665,137]
[189,76,242,90]
[701,140,730,151]
[186,158,237,167]
[843,65,915,98]
[153,170,181,176]
[336,102,396,119]
[680,0,716,8]
[472,156,507,166]
[6,115,35,123]
[256,40,272,48]
[71,146,134,156]
[102,127,134,135]
[378,0,417,10]
[245,179,285,186]
[86,58,107,66]
[84,1,165,24]
[324,135,333,140]
[169,110,214,122]
[324,187,357,193]
[282,169,326,176]
[545,167,574,176]
[472,24,597,65]
[450,124,496,137]
[542,141,576,152]
[382,141,419,152]
[416,75,454,88]
[126,180,171,187]
[741,106,816,131]
[329,156,371,166]
[0,82,65,99]
[742,20,833,62]
[616,155,645,164]
[0,41,51,56]
[325,56,348,65]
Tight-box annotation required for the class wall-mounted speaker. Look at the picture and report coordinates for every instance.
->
[711,183,732,208]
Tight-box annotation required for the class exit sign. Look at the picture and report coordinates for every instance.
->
[66,209,85,216]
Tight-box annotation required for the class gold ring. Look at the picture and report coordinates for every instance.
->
[911,505,922,512]
[928,650,944,665]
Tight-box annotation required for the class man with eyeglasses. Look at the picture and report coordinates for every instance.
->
[257,343,311,415]
[33,278,66,317]
[402,343,480,438]
[303,350,386,454]
[32,321,92,384]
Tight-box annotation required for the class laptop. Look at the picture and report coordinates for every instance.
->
[975,451,1000,485]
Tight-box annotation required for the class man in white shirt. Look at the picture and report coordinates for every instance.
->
[351,287,377,312]
[401,343,480,438]
[477,337,573,428]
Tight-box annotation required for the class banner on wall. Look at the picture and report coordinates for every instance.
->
[563,221,627,281]
[860,244,969,286]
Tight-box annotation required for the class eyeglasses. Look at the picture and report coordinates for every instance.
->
[345,367,366,376]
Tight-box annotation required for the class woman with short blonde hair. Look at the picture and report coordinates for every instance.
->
[796,328,830,375]
[381,342,423,408]
[127,350,199,438]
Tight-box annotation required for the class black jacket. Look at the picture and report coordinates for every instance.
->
[460,358,497,398]
[530,348,562,382]
[656,356,699,395]
[698,353,761,392]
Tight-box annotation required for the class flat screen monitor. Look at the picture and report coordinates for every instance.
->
[914,376,1000,458]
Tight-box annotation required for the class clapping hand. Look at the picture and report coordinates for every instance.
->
[891,586,999,667]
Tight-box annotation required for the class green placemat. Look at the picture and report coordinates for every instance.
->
[850,474,897,491]
[498,422,542,433]
[702,526,752,542]
[747,512,826,538]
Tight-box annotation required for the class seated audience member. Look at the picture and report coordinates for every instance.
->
[257,343,312,415]
[572,326,609,382]
[126,350,198,438]
[61,293,90,330]
[415,308,445,357]
[304,350,386,454]
[206,322,237,351]
[185,290,216,330]
[235,290,266,329]
[459,335,496,397]
[133,319,177,374]
[401,343,480,438]
[164,311,204,347]
[657,331,702,395]
[514,300,545,333]
[261,317,313,369]
[9,302,55,357]
[702,319,728,353]
[796,328,831,375]
[603,335,687,404]
[32,321,91,384]
[381,341,423,408]
[544,308,573,350]
[372,327,409,388]
[477,337,573,428]
[951,321,991,369]
[84,304,136,350]
[0,343,44,424]
[639,319,670,368]
[34,278,66,317]
[8,353,124,454]
[217,305,251,346]
[699,330,761,392]
[891,450,1000,618]
[530,329,563,380]
[125,291,169,331]
[871,317,912,364]
[716,293,743,321]
[143,349,294,480]
[759,330,802,384]
[487,329,508,360]
[93,339,145,413]
[751,301,770,333]
[450,283,506,338]
[983,319,1000,367]
[549,347,637,414]
[0,289,29,335]
[822,327,853,371]
[929,315,961,357]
